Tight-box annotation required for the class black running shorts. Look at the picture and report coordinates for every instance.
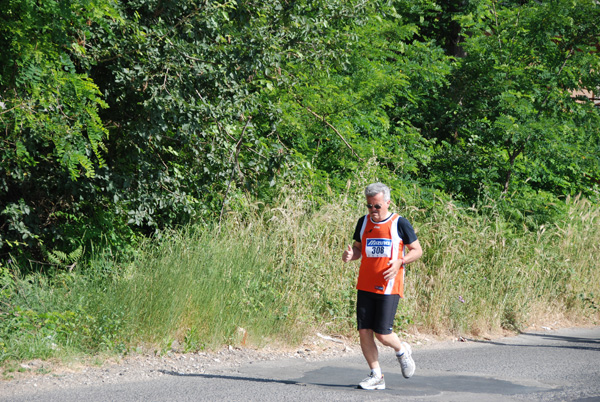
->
[356,290,400,335]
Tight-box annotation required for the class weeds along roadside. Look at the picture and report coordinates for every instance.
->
[104,189,361,352]
[405,194,600,336]
[1,192,599,366]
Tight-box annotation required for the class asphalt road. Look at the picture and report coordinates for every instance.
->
[3,327,600,401]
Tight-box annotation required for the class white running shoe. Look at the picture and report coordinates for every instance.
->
[397,342,416,378]
[358,373,385,390]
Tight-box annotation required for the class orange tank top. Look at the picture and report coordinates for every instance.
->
[356,213,405,296]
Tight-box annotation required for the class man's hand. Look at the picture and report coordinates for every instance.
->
[342,244,354,263]
[383,258,404,281]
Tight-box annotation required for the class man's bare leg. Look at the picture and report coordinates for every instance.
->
[359,329,380,369]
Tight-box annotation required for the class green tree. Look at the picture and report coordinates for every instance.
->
[0,0,120,259]
[424,0,600,217]
[3,0,598,263]
[90,0,445,229]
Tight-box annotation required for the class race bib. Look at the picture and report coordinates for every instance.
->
[365,238,392,258]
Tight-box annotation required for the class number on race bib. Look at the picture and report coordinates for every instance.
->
[365,238,392,258]
[371,246,384,255]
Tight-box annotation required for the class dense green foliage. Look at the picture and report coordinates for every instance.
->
[430,1,600,207]
[1,0,600,366]
[2,0,598,264]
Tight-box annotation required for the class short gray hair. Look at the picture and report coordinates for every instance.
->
[365,182,391,201]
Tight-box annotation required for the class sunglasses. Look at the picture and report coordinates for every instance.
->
[366,204,383,209]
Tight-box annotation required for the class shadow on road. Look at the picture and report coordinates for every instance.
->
[158,370,357,389]
[465,332,600,352]
[159,371,299,385]
[158,367,551,397]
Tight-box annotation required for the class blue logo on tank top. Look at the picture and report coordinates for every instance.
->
[366,239,392,247]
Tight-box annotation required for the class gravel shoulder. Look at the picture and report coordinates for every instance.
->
[0,329,433,396]
[0,334,359,396]
[0,322,581,398]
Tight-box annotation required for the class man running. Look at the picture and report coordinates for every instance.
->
[342,182,423,390]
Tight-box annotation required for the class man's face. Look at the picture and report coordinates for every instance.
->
[366,192,390,222]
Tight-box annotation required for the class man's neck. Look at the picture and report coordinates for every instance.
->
[373,213,392,223]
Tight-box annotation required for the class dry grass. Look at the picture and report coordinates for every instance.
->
[3,187,598,362]
[124,189,599,347]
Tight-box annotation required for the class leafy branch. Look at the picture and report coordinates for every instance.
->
[302,103,363,161]
[218,116,253,234]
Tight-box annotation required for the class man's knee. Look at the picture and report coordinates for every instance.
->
[374,332,398,345]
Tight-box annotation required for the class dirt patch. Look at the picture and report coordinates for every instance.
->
[0,330,435,395]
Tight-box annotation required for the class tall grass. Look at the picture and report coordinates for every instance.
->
[107,190,600,350]
[106,191,360,351]
[405,194,600,335]
[2,190,599,364]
